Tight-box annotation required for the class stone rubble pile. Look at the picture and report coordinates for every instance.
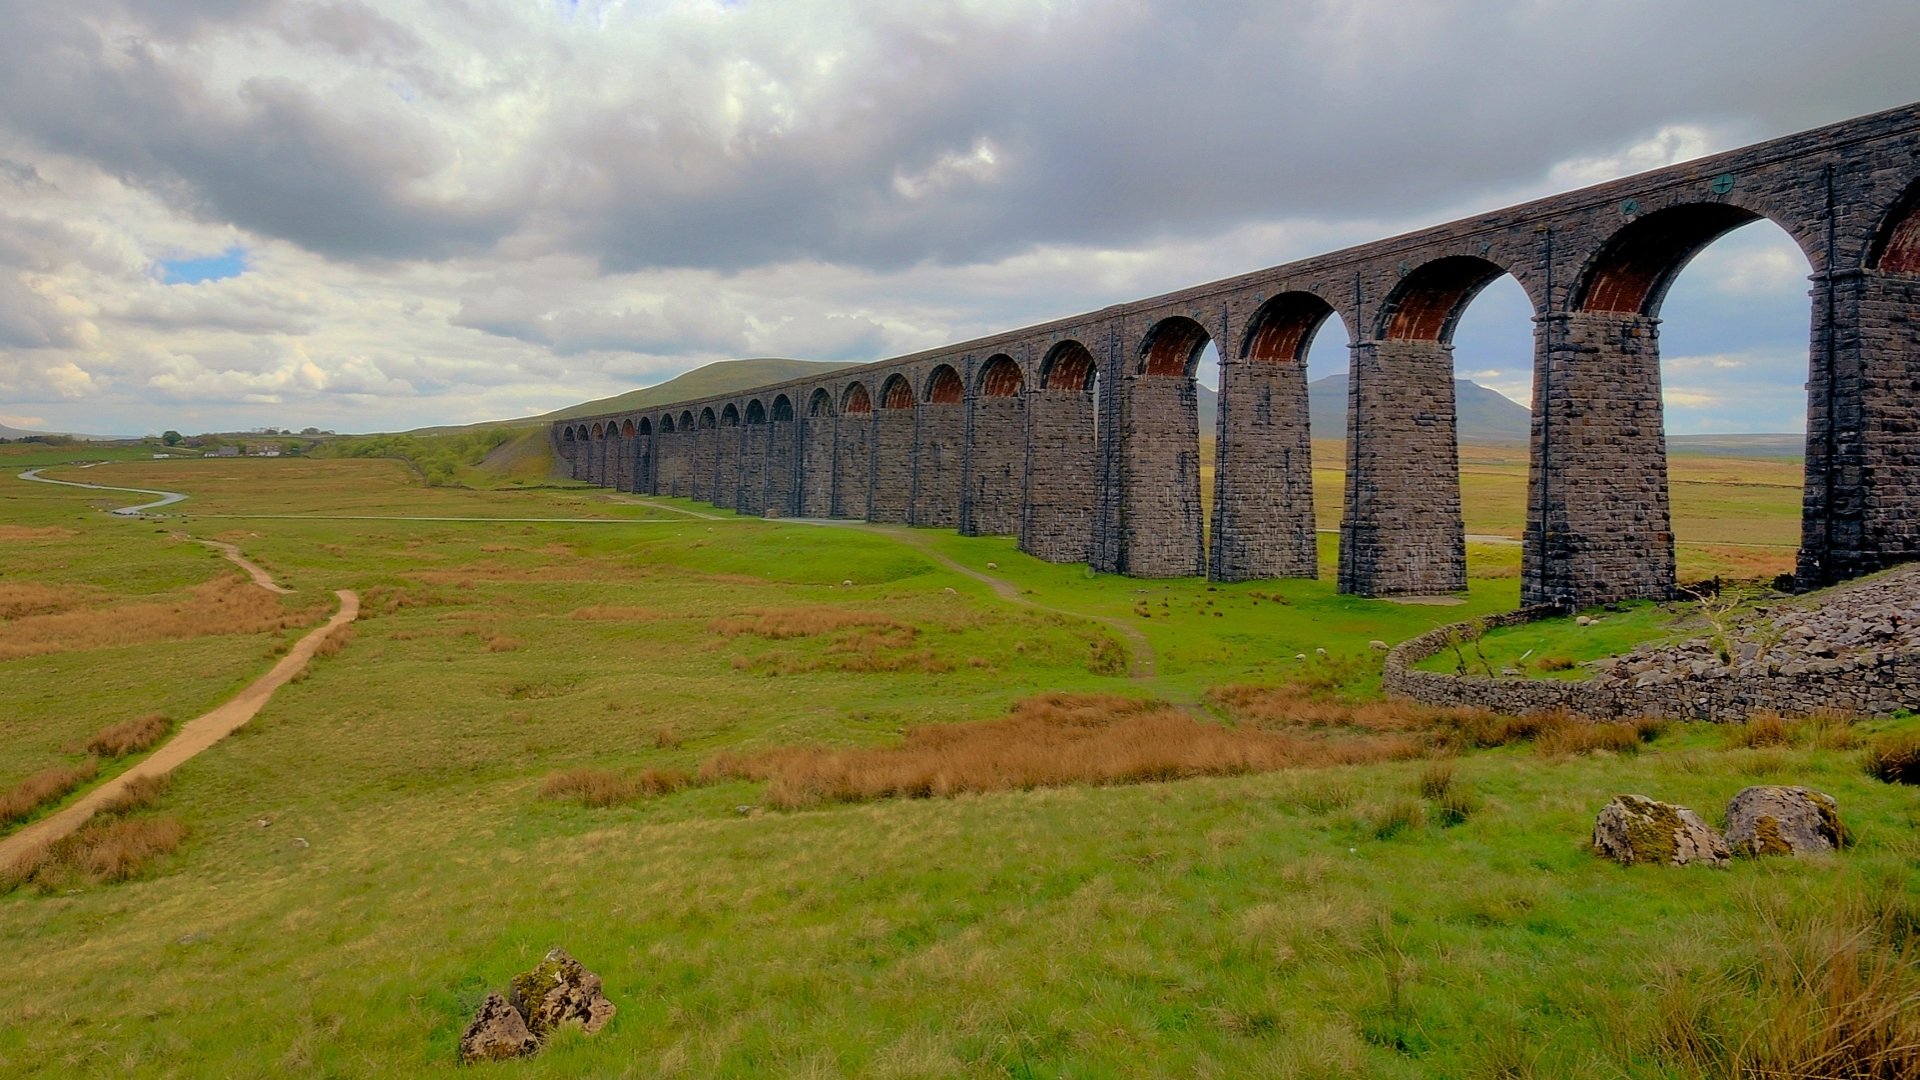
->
[1589,563,1920,692]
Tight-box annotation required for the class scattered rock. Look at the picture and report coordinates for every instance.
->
[509,948,616,1039]
[1725,785,1848,856]
[1592,794,1729,867]
[461,992,539,1063]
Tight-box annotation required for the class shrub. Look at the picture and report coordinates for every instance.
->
[1534,655,1577,672]
[1864,733,1920,785]
[86,714,171,757]
[0,760,99,825]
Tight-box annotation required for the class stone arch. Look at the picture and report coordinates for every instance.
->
[1869,177,1920,273]
[1572,204,1790,315]
[639,417,652,437]
[659,413,675,433]
[620,419,634,438]
[562,427,575,443]
[1039,341,1096,391]
[679,410,695,429]
[842,382,872,415]
[745,399,767,424]
[977,354,1023,397]
[1377,255,1510,341]
[771,394,794,422]
[809,388,835,417]
[590,422,603,438]
[881,373,915,409]
[698,407,715,430]
[1242,291,1340,361]
[1138,316,1212,377]
[924,364,963,404]
[720,402,740,426]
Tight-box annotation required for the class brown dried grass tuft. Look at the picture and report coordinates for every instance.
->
[0,582,94,619]
[1650,886,1920,1078]
[5,816,189,891]
[541,766,693,807]
[0,760,99,825]
[570,606,669,621]
[1864,732,1920,786]
[1726,712,1793,749]
[313,623,356,659]
[85,713,171,757]
[0,574,325,660]
[699,693,1424,810]
[1208,682,1662,758]
[709,607,907,639]
[1534,716,1652,757]
[98,773,171,816]
[0,525,75,541]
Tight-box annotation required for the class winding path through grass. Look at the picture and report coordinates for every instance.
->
[0,589,359,867]
[7,464,359,865]
[18,466,188,514]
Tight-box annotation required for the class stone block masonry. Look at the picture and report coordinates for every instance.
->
[555,102,1920,600]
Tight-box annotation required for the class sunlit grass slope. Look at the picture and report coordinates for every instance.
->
[0,452,1908,1078]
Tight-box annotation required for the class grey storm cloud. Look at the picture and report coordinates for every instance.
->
[4,0,1917,272]
[0,1,524,262]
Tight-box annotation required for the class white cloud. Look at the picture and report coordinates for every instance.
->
[0,0,1911,434]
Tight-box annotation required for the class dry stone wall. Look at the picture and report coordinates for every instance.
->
[1386,565,1920,720]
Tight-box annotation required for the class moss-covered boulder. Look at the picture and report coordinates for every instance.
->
[508,948,615,1039]
[458,991,538,1063]
[1592,794,1730,867]
[1725,785,1848,856]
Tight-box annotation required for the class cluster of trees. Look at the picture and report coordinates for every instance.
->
[314,428,516,486]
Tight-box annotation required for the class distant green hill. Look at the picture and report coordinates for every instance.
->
[541,358,858,423]
[406,358,859,435]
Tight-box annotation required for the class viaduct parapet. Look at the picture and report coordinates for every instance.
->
[554,102,1920,607]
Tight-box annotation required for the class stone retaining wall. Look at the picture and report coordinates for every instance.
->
[1384,608,1920,721]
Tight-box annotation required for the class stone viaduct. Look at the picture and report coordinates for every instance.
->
[553,102,1920,608]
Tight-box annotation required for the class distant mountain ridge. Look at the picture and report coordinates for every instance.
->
[1195,374,1532,443]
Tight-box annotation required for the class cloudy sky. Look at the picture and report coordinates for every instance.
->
[1,0,1915,437]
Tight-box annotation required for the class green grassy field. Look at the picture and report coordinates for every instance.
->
[1,445,1912,1078]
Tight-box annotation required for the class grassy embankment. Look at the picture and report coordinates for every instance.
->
[1,443,1910,1078]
